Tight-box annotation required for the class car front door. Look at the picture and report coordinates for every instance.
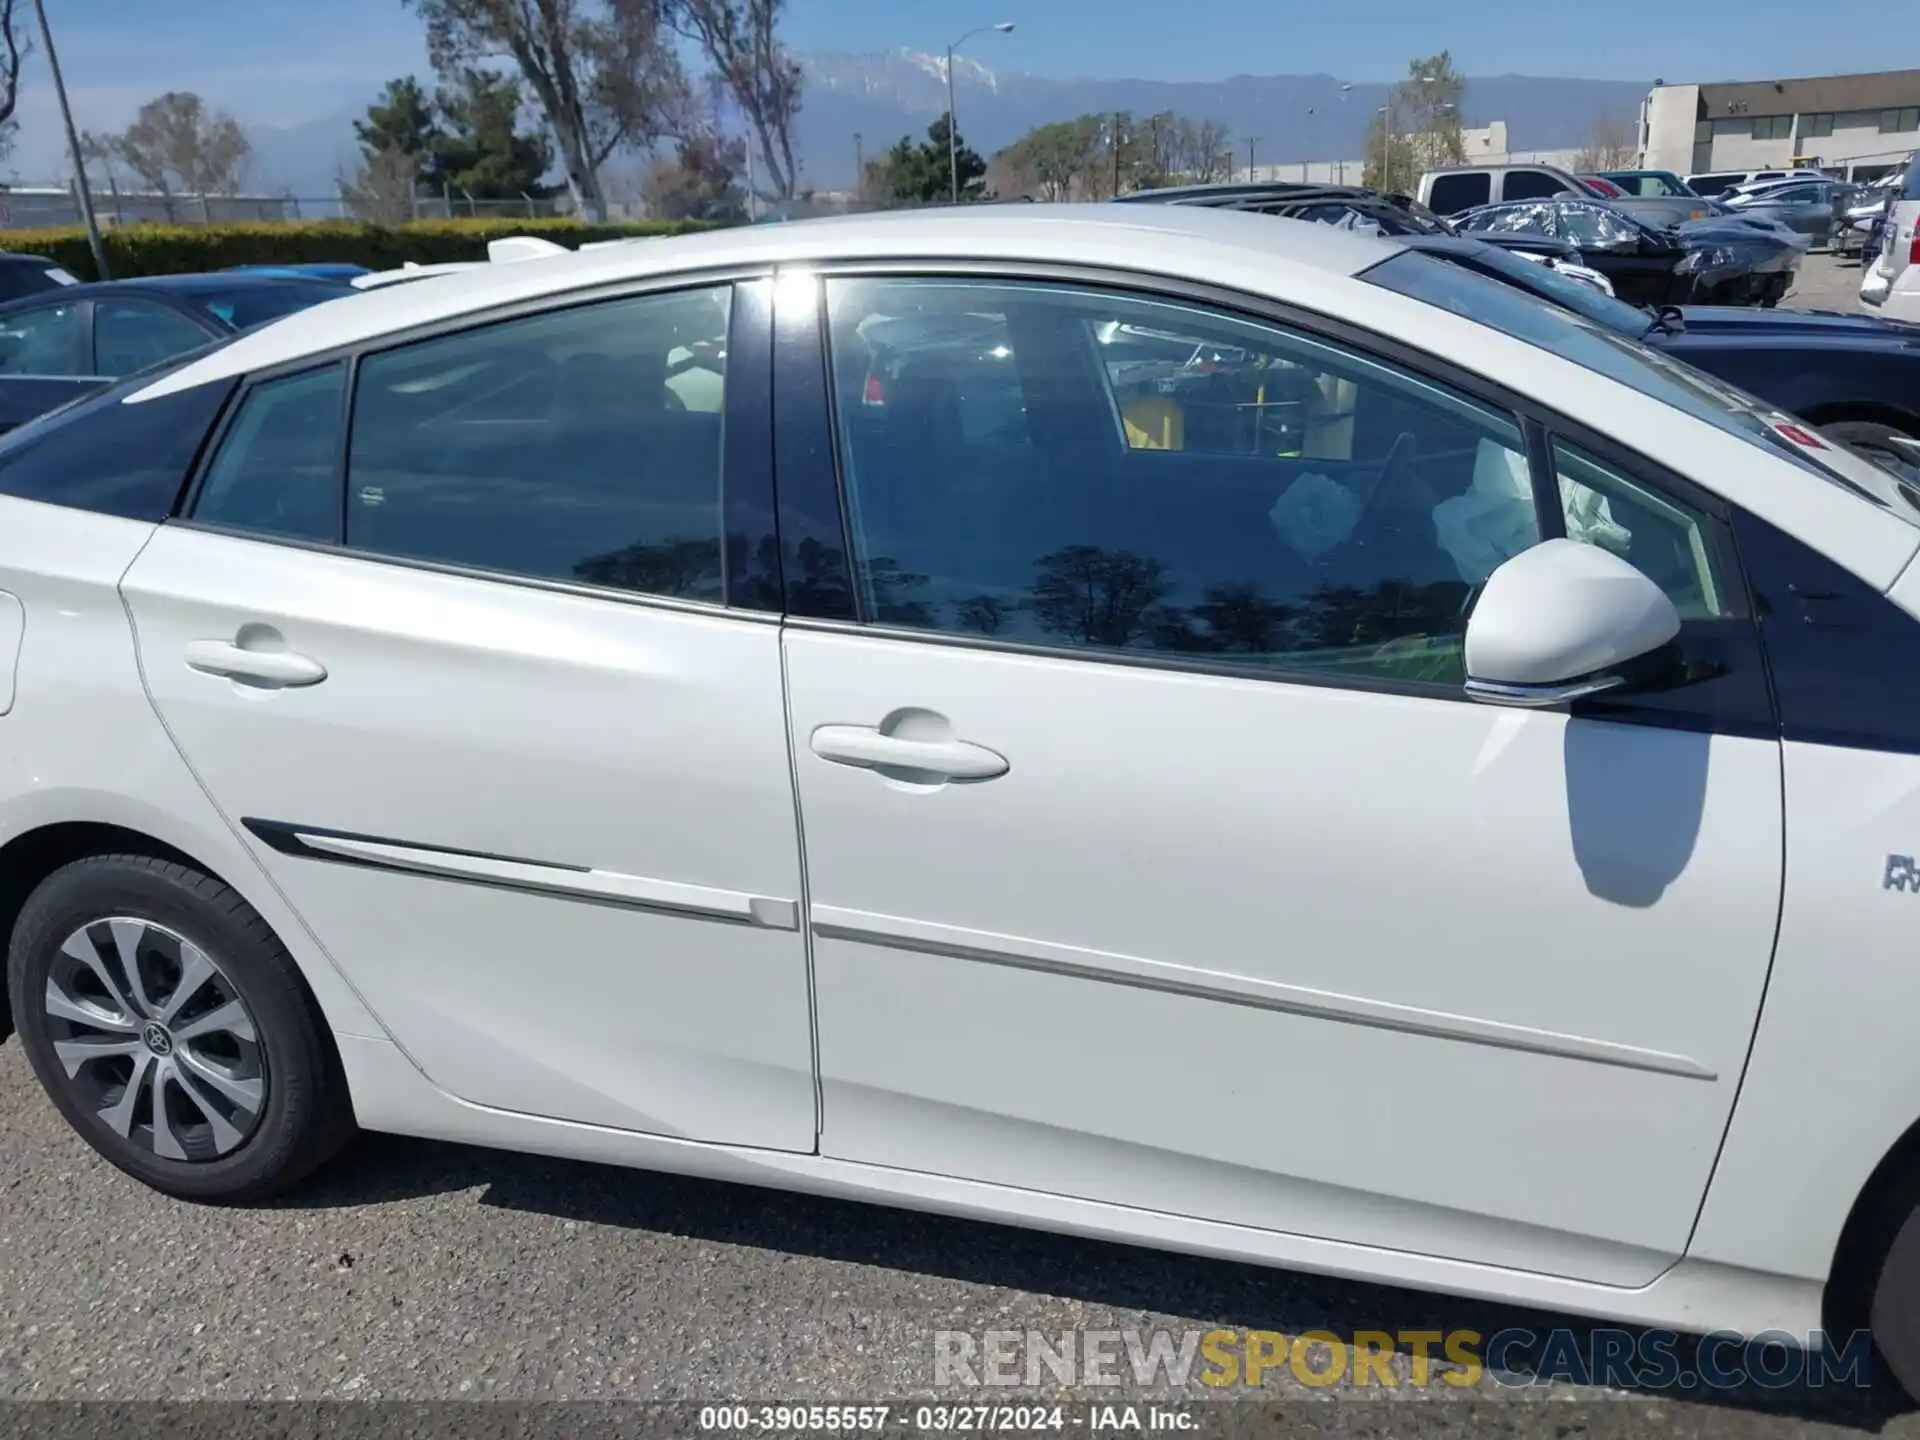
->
[780,269,1783,1285]
[118,276,820,1150]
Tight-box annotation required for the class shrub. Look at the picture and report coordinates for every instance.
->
[0,217,718,280]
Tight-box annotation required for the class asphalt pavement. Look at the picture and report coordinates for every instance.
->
[1783,248,1875,312]
[4,1036,1920,1437]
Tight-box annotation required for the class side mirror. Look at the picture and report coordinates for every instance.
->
[1463,539,1680,708]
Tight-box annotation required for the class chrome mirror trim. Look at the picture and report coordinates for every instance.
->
[1463,672,1626,708]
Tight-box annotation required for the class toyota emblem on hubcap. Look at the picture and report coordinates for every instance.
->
[141,1022,173,1057]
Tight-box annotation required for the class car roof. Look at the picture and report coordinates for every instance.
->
[132,204,1405,398]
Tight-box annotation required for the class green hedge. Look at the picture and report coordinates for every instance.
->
[0,217,718,280]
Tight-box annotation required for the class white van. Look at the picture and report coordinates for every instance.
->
[1860,154,1920,322]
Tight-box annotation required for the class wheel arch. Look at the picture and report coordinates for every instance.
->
[1824,1110,1920,1342]
[0,805,384,1048]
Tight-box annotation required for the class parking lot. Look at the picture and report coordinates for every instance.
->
[0,1037,1917,1436]
[1784,249,1875,311]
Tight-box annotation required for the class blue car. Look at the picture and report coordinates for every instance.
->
[0,271,354,433]
[225,262,372,282]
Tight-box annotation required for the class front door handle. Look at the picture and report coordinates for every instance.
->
[184,639,327,688]
[810,724,1009,781]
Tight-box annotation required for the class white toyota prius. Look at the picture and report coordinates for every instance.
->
[6,204,1920,1389]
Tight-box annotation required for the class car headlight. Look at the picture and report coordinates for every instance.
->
[1678,246,1736,272]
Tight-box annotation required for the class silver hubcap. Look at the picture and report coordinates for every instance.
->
[42,918,266,1162]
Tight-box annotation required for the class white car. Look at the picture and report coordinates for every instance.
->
[10,205,1920,1391]
[1863,154,1920,322]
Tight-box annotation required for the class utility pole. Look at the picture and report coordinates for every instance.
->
[1111,112,1125,197]
[854,132,863,201]
[1243,135,1260,182]
[33,0,109,279]
[944,23,1016,205]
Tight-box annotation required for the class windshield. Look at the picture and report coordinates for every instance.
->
[187,281,351,331]
[1362,249,1920,521]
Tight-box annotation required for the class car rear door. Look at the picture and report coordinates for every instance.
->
[118,275,821,1150]
[778,265,1783,1286]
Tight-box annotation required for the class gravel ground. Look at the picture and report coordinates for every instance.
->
[3,1036,1920,1437]
[1783,249,1876,312]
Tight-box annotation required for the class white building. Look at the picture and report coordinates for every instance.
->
[1257,122,1585,186]
[1641,69,1920,182]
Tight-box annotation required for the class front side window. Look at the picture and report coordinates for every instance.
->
[824,276,1539,689]
[1552,442,1733,619]
[0,302,87,376]
[94,299,216,379]
[192,365,345,543]
[1555,204,1640,249]
[343,285,732,601]
[1460,203,1555,238]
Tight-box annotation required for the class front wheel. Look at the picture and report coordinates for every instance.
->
[5,853,355,1202]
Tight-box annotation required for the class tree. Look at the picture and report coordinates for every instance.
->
[864,112,984,204]
[341,145,424,222]
[1574,110,1640,173]
[997,116,1103,201]
[406,0,691,221]
[643,130,747,220]
[355,76,439,164]
[429,67,554,198]
[1168,116,1232,183]
[110,92,251,216]
[1364,52,1466,194]
[0,1,27,164]
[674,0,803,206]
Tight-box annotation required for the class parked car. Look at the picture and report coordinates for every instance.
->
[0,252,82,303]
[1861,152,1920,324]
[1418,163,1717,227]
[12,205,1920,1398]
[1597,169,1704,198]
[1579,174,1626,197]
[1720,178,1861,247]
[1836,174,1901,260]
[1454,197,1800,305]
[0,273,353,433]
[1115,182,1618,293]
[1686,167,1826,198]
[226,263,373,282]
[1397,233,1920,475]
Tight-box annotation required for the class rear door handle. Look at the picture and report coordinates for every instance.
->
[810,725,1008,781]
[184,640,327,687]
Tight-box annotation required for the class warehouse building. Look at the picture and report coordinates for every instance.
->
[1641,68,1920,182]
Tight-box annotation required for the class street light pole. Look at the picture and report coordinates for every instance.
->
[945,22,1015,204]
[32,0,108,279]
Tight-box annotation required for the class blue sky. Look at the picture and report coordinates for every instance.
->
[6,0,1904,158]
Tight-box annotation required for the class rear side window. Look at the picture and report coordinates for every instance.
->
[343,285,733,600]
[192,364,344,542]
[0,378,233,521]
[94,299,214,378]
[1503,170,1571,202]
[1426,172,1490,214]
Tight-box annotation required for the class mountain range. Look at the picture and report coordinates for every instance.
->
[231,52,1653,200]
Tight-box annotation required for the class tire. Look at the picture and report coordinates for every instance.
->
[1819,420,1919,477]
[1870,1204,1920,1399]
[5,853,355,1202]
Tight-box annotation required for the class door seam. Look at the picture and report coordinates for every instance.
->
[778,620,826,1152]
